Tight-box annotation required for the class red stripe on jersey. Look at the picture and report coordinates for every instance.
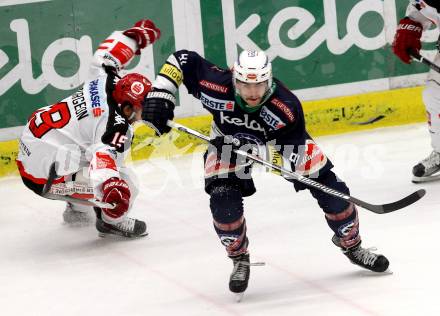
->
[204,152,236,177]
[16,160,64,185]
[304,143,314,171]
[94,152,117,171]
[295,140,327,175]
[102,39,114,43]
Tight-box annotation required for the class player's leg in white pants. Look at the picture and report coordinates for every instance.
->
[413,80,440,178]
[62,168,94,225]
[423,81,440,152]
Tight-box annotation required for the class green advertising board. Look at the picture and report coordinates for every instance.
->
[0,0,174,132]
[0,0,434,133]
[201,0,435,86]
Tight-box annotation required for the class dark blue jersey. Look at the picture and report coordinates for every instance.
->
[156,50,306,146]
[154,50,332,178]
[152,50,351,217]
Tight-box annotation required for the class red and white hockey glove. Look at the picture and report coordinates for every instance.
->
[123,19,161,54]
[101,177,131,220]
[392,17,423,64]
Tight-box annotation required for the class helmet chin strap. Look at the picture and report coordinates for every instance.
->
[121,102,136,121]
[127,111,136,121]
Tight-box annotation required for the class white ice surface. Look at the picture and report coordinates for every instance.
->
[1,123,439,316]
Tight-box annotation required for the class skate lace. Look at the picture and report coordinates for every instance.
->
[231,259,264,281]
[116,217,136,232]
[421,151,440,169]
[352,246,378,266]
[231,260,248,281]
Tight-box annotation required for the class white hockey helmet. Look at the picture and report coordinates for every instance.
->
[233,50,272,87]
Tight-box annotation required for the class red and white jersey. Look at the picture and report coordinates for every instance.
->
[407,1,440,27]
[406,1,440,88]
[17,31,138,198]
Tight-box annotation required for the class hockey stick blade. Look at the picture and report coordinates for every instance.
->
[167,120,426,214]
[239,149,426,214]
[349,189,425,214]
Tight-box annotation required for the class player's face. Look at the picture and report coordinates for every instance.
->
[235,80,268,107]
[122,104,142,124]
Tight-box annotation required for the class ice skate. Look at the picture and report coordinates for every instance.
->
[63,203,93,226]
[333,235,389,273]
[94,208,147,238]
[412,151,440,183]
[229,253,250,300]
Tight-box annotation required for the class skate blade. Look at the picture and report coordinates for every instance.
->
[358,268,393,276]
[234,292,244,302]
[98,231,149,238]
[412,174,440,183]
[63,219,93,227]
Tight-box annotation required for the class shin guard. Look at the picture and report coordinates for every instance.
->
[210,183,248,256]
[325,203,360,249]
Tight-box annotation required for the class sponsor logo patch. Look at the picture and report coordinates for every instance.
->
[89,79,104,117]
[270,98,295,122]
[220,112,265,132]
[220,235,239,247]
[178,53,188,65]
[109,42,134,65]
[200,92,234,111]
[288,139,328,175]
[19,140,31,156]
[199,80,229,93]
[131,81,144,95]
[204,151,236,177]
[114,113,126,126]
[159,63,183,86]
[94,152,117,171]
[260,106,286,130]
[338,221,356,237]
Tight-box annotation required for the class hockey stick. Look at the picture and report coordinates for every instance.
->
[410,52,440,73]
[167,120,426,214]
[41,162,58,196]
[41,162,115,209]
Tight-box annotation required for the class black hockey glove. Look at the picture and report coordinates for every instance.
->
[142,89,176,135]
[209,135,257,166]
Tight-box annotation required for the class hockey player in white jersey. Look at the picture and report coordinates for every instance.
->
[393,0,440,182]
[16,19,161,237]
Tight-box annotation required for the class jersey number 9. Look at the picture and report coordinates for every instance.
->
[28,102,71,139]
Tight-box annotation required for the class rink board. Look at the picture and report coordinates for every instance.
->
[0,86,426,178]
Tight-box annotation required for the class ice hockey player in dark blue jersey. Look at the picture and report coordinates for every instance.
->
[142,49,390,296]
